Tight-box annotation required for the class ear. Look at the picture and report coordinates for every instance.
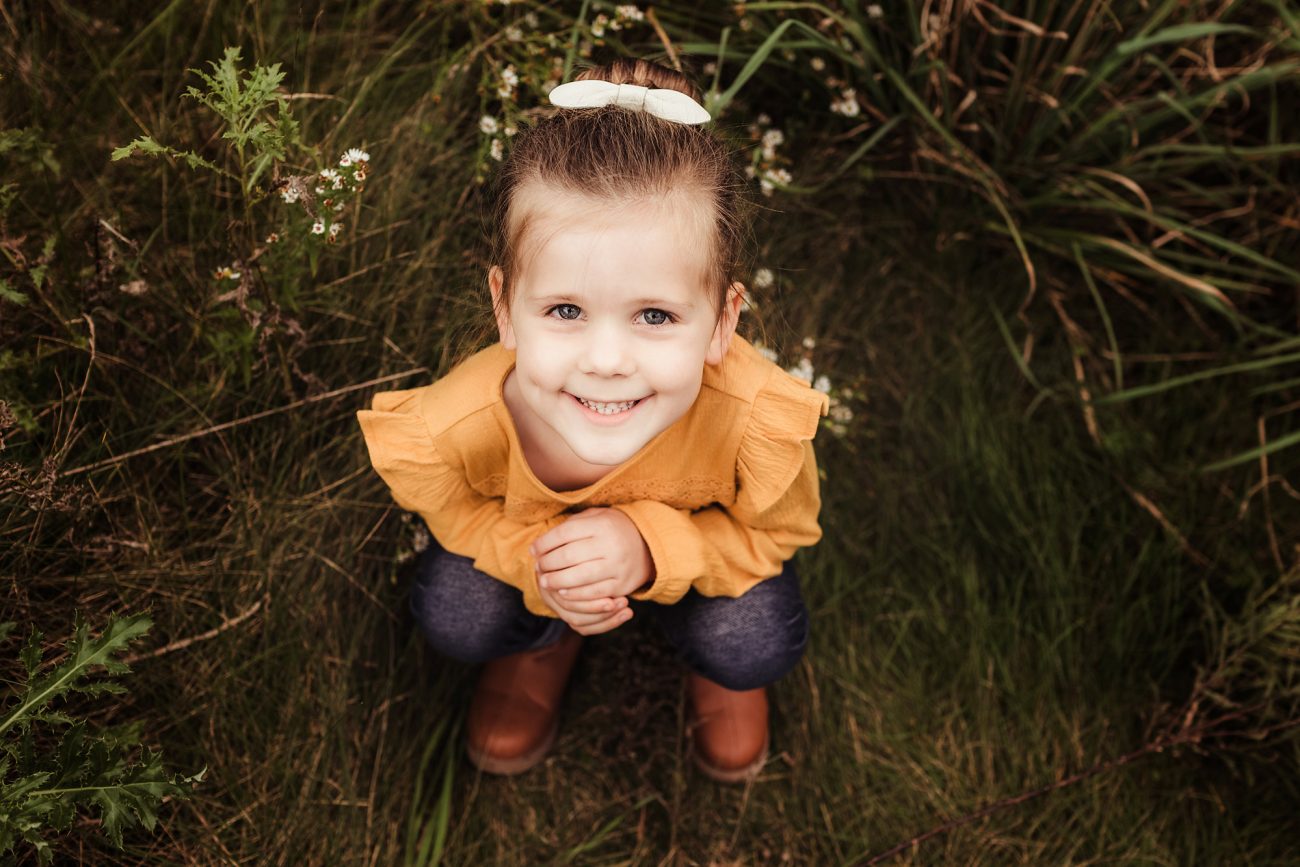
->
[705,281,745,366]
[488,265,517,351]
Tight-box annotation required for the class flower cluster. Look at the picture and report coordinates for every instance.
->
[830,85,861,118]
[497,64,519,100]
[212,264,241,282]
[480,114,519,162]
[742,113,794,197]
[590,4,646,38]
[268,147,370,253]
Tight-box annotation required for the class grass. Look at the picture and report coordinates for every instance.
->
[3,1,1299,864]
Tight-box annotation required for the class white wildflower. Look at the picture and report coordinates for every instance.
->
[813,374,831,394]
[311,219,326,235]
[411,521,430,554]
[761,128,784,160]
[592,13,608,38]
[756,112,771,126]
[320,168,341,190]
[339,147,370,166]
[867,3,883,18]
[328,222,342,238]
[489,138,505,161]
[503,124,517,137]
[810,56,826,71]
[755,343,779,364]
[703,61,718,75]
[334,200,346,212]
[741,292,759,314]
[524,11,539,27]
[753,267,774,289]
[803,335,816,349]
[213,265,241,281]
[787,357,814,384]
[831,87,861,117]
[826,397,854,435]
[281,186,300,204]
[479,115,500,135]
[498,64,519,99]
[616,4,645,21]
[743,164,756,179]
[265,232,279,244]
[760,166,792,196]
[738,16,753,31]
[118,279,147,296]
[505,25,523,42]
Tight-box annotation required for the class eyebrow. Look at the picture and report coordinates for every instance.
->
[531,293,693,308]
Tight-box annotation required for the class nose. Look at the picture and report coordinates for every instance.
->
[577,318,633,378]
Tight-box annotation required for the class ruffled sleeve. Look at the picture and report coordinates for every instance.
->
[733,367,831,521]
[357,389,566,619]
[356,389,446,516]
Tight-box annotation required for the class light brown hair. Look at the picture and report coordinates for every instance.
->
[472,57,760,355]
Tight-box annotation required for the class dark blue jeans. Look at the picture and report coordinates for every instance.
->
[409,533,810,691]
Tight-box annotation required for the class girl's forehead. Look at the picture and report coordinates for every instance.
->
[513,179,713,237]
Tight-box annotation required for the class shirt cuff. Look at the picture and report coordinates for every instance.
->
[608,500,697,606]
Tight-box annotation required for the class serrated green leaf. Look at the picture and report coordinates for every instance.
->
[0,278,28,306]
[19,627,42,679]
[110,136,167,161]
[0,613,151,737]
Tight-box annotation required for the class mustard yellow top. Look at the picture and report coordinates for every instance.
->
[356,334,831,619]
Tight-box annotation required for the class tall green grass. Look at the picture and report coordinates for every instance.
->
[2,1,1297,863]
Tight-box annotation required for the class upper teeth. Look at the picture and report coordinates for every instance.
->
[578,396,639,414]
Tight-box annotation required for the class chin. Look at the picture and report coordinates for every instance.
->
[572,445,638,467]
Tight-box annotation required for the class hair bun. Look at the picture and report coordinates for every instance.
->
[573,58,702,105]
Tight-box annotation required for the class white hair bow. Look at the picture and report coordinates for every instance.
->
[547,79,711,125]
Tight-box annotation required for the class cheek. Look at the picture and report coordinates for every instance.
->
[517,343,566,385]
[650,354,705,391]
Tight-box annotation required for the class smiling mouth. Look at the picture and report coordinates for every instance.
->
[570,394,646,415]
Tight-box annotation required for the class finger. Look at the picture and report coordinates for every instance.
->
[540,585,620,620]
[561,600,628,627]
[535,539,601,576]
[573,606,633,636]
[556,577,624,602]
[553,594,627,616]
[541,560,607,591]
[530,515,600,559]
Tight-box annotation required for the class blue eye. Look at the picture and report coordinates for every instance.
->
[641,309,675,327]
[547,303,581,321]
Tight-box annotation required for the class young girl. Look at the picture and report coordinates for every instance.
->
[357,58,829,784]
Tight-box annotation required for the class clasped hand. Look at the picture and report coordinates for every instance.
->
[530,507,654,636]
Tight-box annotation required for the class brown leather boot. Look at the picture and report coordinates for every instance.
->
[686,672,770,783]
[465,628,584,775]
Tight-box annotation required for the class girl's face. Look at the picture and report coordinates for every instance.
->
[489,181,744,470]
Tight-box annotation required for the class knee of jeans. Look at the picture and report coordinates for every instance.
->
[688,597,810,691]
[408,550,517,664]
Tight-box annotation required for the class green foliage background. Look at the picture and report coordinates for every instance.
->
[2,1,1298,863]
